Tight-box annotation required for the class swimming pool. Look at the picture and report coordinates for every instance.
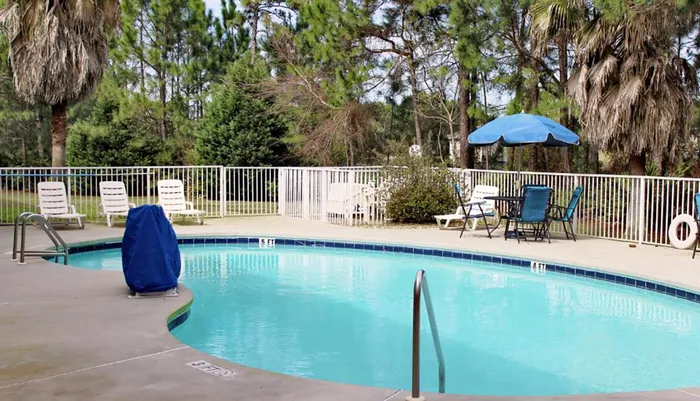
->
[67,238,700,396]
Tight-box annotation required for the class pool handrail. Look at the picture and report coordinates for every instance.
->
[12,212,69,265]
[410,269,445,400]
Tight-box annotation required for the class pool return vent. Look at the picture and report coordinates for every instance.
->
[11,212,69,265]
[408,269,445,401]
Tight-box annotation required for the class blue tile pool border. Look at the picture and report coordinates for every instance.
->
[65,236,700,305]
[167,308,190,331]
[166,298,193,331]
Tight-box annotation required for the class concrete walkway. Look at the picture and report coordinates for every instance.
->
[2,216,700,401]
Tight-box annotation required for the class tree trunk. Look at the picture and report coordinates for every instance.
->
[250,5,259,61]
[629,153,646,176]
[20,135,26,166]
[437,124,444,162]
[158,65,167,140]
[466,71,478,169]
[407,55,422,148]
[36,111,44,162]
[587,142,599,173]
[557,35,572,173]
[447,121,456,163]
[626,152,646,240]
[51,102,68,167]
[458,65,468,168]
[159,22,168,141]
[139,10,146,93]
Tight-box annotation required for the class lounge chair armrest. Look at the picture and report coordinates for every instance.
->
[465,200,486,206]
[185,201,194,210]
[69,204,77,214]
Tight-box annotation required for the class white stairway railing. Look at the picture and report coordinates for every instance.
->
[2,165,699,247]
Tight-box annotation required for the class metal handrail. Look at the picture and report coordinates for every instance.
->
[12,213,68,265]
[409,269,445,400]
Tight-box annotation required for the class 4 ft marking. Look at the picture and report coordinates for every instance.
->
[530,261,547,274]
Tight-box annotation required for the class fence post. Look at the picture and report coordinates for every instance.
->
[348,170,356,226]
[146,167,152,204]
[321,169,328,222]
[302,169,310,220]
[573,175,579,234]
[220,166,226,218]
[637,176,645,244]
[278,168,286,216]
[66,167,72,206]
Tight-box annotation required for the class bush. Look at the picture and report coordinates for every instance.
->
[67,120,168,167]
[383,155,456,224]
[196,59,290,167]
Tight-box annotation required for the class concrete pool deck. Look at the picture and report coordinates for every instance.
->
[2,216,700,401]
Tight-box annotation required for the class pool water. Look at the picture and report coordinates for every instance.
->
[69,243,700,395]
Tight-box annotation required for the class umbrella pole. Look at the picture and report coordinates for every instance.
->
[517,146,523,191]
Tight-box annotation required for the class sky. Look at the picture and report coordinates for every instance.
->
[204,0,223,16]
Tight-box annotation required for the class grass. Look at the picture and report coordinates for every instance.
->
[0,190,278,225]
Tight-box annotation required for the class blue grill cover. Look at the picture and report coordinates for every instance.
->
[122,205,181,293]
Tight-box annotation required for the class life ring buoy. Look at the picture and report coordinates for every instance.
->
[668,214,698,249]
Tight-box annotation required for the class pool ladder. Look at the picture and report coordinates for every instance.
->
[11,212,69,265]
[408,269,445,400]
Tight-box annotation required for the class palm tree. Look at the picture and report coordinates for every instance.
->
[0,0,120,167]
[567,0,697,175]
[566,1,697,239]
[529,0,586,172]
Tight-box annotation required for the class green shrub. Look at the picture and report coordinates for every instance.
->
[67,120,168,167]
[383,155,456,224]
[196,58,291,167]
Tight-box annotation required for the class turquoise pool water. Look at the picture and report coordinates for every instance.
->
[69,243,700,395]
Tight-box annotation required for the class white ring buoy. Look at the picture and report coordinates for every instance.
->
[668,214,698,249]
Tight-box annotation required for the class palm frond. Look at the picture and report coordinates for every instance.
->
[568,0,696,162]
[0,0,120,106]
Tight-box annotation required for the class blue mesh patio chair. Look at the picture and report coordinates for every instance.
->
[504,185,552,243]
[693,194,700,259]
[550,186,583,241]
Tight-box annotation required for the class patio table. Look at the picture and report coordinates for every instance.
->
[483,195,525,238]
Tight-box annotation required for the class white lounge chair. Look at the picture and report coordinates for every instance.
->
[157,179,205,225]
[99,181,136,228]
[37,181,86,229]
[327,183,372,223]
[434,184,499,230]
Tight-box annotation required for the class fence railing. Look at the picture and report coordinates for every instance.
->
[0,166,278,225]
[2,165,698,247]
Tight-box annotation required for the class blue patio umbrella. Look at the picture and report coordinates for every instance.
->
[468,113,580,148]
[467,113,580,185]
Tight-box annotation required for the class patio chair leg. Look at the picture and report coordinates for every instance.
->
[568,221,576,242]
[106,214,112,228]
[515,220,521,244]
[504,218,511,241]
[694,232,699,259]
[482,217,491,239]
[545,221,551,244]
[561,221,569,239]
[460,217,468,238]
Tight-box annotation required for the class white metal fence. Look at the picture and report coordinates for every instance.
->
[2,165,699,247]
